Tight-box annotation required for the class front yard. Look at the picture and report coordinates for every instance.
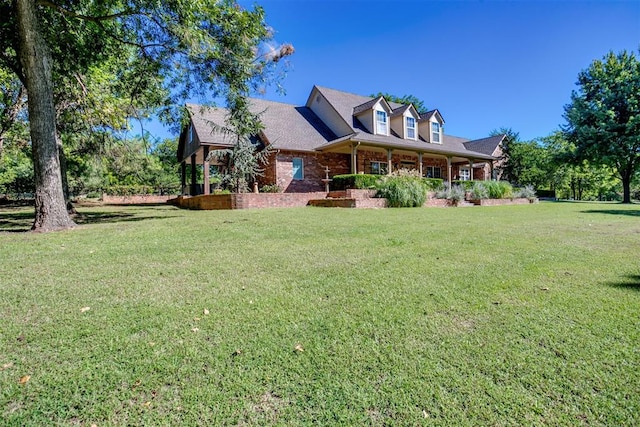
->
[1,202,638,425]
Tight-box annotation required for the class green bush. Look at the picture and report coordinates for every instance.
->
[331,174,380,190]
[376,176,427,207]
[483,181,514,199]
[260,184,281,193]
[451,180,477,191]
[515,185,537,200]
[423,178,444,191]
[470,182,489,200]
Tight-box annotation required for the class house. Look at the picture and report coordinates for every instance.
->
[177,85,502,195]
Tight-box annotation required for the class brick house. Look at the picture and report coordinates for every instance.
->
[177,86,504,194]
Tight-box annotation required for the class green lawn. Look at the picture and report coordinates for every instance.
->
[1,202,639,425]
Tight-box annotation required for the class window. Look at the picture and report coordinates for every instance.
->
[426,166,442,178]
[376,110,388,135]
[370,161,388,175]
[187,125,194,145]
[292,158,304,180]
[459,167,470,181]
[431,122,441,143]
[400,160,416,170]
[406,117,416,139]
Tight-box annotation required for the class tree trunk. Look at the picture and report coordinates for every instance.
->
[56,133,77,214]
[15,0,75,231]
[621,173,631,204]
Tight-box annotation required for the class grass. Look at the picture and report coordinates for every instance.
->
[1,201,639,425]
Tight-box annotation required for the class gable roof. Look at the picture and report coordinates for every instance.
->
[389,104,420,119]
[463,134,505,156]
[185,98,337,153]
[418,109,444,124]
[353,96,388,115]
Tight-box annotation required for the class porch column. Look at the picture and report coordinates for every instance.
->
[190,154,197,196]
[446,156,452,191]
[180,162,186,195]
[418,153,423,176]
[351,143,358,174]
[202,146,210,195]
[490,161,495,181]
[469,158,474,181]
[387,149,393,175]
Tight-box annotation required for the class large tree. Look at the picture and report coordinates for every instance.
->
[563,49,640,203]
[1,0,290,231]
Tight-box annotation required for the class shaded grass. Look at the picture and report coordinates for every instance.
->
[1,202,639,425]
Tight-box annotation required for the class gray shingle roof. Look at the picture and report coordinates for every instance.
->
[187,86,496,161]
[389,104,411,118]
[353,96,383,115]
[463,134,505,156]
[187,98,337,152]
[418,109,444,123]
[316,131,494,160]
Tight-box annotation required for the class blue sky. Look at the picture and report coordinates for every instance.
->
[149,0,639,142]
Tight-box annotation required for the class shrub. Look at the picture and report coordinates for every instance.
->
[376,174,427,207]
[331,174,380,190]
[449,185,466,204]
[260,184,281,193]
[423,178,444,191]
[452,180,477,191]
[515,185,537,200]
[470,182,489,200]
[483,181,514,199]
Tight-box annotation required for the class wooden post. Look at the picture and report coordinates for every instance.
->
[469,158,474,181]
[418,153,423,176]
[203,146,210,195]
[181,162,186,195]
[190,154,197,195]
[387,149,392,175]
[351,144,358,174]
[446,156,452,191]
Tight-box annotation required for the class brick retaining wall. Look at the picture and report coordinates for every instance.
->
[102,194,175,204]
[172,192,328,210]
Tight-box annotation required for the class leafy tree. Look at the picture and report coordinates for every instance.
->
[1,0,291,231]
[208,136,273,193]
[507,140,551,189]
[544,130,620,201]
[0,69,26,156]
[490,127,520,183]
[563,49,640,203]
[370,92,428,114]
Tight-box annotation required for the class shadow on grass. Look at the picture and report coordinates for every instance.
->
[0,210,34,232]
[581,209,640,217]
[1,208,178,232]
[605,274,640,291]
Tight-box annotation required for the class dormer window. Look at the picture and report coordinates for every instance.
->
[376,110,388,135]
[431,122,441,143]
[406,117,416,139]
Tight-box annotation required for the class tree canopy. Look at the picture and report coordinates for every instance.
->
[1,0,291,231]
[563,49,640,203]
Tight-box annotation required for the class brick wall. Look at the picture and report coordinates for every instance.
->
[102,194,175,204]
[275,151,349,193]
[173,192,328,210]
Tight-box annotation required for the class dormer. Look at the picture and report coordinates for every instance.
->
[390,104,420,140]
[353,96,392,136]
[418,109,445,143]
